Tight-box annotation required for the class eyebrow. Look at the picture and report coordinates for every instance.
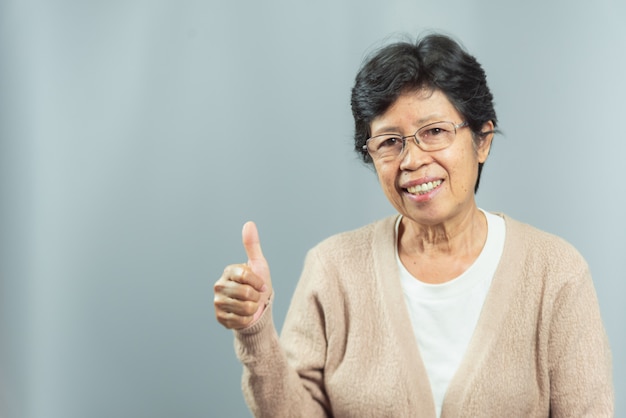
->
[370,126,401,136]
[371,115,445,136]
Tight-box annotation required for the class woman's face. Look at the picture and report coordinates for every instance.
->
[370,89,493,227]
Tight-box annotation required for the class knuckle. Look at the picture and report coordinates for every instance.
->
[238,318,252,329]
[213,281,225,293]
[215,310,229,326]
[223,263,246,278]
[213,293,225,307]
[220,266,232,280]
[242,300,258,316]
[215,303,229,317]
[216,309,250,330]
[241,286,256,301]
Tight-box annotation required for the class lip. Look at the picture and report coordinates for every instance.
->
[400,176,442,190]
[400,177,444,202]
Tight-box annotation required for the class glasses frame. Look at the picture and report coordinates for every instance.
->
[363,120,469,160]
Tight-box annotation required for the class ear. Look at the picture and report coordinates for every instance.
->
[476,121,495,163]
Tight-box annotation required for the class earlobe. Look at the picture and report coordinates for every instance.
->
[477,121,495,163]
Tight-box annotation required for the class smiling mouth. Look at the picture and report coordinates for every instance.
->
[407,180,443,195]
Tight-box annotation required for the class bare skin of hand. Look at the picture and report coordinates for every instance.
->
[214,221,273,330]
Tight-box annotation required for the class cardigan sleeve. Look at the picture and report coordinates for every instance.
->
[547,265,614,416]
[233,249,331,418]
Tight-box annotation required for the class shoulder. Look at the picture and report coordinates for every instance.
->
[290,216,397,304]
[499,213,589,278]
[312,215,396,251]
[306,215,397,267]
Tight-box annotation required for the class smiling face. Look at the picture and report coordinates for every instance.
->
[370,88,493,227]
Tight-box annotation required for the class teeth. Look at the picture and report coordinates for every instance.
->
[407,180,442,195]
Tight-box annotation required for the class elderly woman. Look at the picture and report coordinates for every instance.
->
[213,34,613,417]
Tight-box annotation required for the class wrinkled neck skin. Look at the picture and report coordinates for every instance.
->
[398,205,487,260]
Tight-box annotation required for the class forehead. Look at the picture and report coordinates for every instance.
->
[370,89,460,134]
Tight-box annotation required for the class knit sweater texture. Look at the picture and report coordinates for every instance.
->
[234,214,614,417]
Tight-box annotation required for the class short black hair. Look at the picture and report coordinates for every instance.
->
[350,33,497,192]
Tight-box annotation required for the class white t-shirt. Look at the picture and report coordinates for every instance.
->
[396,210,505,418]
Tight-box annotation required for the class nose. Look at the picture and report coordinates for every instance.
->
[399,136,431,170]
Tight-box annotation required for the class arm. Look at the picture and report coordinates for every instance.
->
[235,298,329,418]
[214,222,330,417]
[548,266,614,416]
[234,249,331,417]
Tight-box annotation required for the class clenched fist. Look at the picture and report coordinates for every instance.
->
[214,221,273,330]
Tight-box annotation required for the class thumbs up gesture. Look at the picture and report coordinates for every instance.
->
[214,222,273,330]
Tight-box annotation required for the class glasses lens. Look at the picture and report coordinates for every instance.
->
[366,121,462,160]
[367,135,404,160]
[417,121,456,151]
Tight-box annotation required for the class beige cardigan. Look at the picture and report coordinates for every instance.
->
[234,214,613,417]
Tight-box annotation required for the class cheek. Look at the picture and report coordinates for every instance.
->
[446,149,478,191]
[458,155,480,191]
[374,161,388,181]
[375,164,399,194]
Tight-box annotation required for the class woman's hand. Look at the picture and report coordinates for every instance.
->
[214,221,273,330]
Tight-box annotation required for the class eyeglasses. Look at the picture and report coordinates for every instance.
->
[363,121,469,161]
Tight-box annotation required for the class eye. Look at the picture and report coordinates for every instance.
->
[429,128,444,135]
[379,136,401,148]
[424,126,451,137]
[372,135,402,151]
[419,122,454,143]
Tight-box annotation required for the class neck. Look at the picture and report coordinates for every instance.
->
[399,207,487,258]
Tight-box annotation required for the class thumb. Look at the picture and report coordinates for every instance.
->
[242,221,271,284]
[242,221,273,323]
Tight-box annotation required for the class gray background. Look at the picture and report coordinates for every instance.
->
[1,1,624,417]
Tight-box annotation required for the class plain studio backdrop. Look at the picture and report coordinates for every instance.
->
[1,1,624,417]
